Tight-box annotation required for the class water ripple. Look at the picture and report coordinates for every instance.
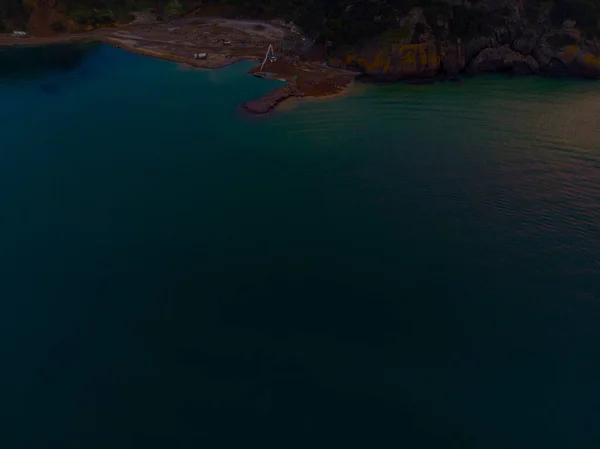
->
[273,76,600,280]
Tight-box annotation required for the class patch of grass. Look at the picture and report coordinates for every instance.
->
[165,0,185,17]
[115,10,135,23]
[67,8,116,26]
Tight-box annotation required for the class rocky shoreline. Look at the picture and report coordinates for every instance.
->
[242,84,304,114]
[0,17,357,115]
[318,0,600,84]
[3,3,600,114]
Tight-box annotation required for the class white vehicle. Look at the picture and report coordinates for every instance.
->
[12,31,27,37]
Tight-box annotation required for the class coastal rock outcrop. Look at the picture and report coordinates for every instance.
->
[331,7,445,80]
[322,0,600,81]
[469,44,539,75]
[465,36,495,63]
[512,30,538,55]
[242,84,303,114]
[4,0,600,83]
[343,42,441,79]
[575,51,600,78]
[441,40,465,75]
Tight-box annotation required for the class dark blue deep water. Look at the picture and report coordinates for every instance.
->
[2,43,600,449]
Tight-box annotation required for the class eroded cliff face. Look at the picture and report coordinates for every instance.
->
[340,43,441,78]
[4,0,600,80]
[329,0,600,80]
[25,0,63,36]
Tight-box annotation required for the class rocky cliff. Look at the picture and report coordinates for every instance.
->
[3,0,600,80]
[325,0,600,80]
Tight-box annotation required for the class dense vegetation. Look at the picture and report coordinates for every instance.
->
[1,0,600,42]
[0,0,197,31]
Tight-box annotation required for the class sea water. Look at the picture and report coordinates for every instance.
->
[1,43,600,449]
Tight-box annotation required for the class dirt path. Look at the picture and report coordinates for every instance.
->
[174,17,287,39]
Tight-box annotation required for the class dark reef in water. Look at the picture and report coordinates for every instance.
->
[0,42,100,81]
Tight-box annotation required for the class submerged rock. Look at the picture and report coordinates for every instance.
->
[242,85,302,114]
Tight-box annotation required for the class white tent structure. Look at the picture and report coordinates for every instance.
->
[259,44,276,72]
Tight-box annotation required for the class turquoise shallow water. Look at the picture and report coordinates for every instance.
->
[2,43,600,448]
